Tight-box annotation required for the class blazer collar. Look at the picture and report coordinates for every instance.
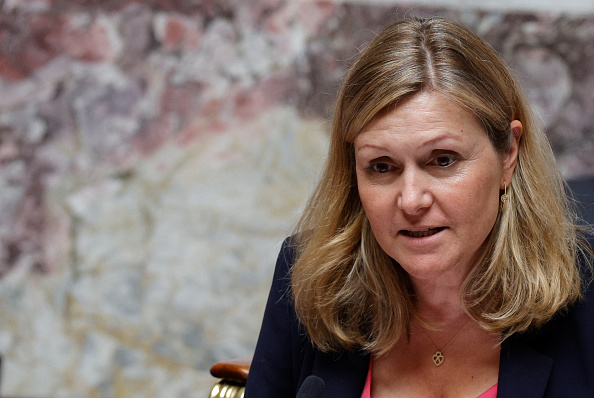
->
[314,350,370,398]
[315,334,554,398]
[498,334,553,398]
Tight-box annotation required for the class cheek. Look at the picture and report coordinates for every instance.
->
[359,186,379,219]
[358,184,394,233]
[448,173,501,228]
[356,174,373,211]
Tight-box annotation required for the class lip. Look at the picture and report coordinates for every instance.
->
[398,227,447,242]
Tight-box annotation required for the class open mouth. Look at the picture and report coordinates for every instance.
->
[401,227,445,238]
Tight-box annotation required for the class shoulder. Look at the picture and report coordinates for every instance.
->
[504,236,594,393]
[274,236,299,280]
[263,236,300,311]
[257,235,301,334]
[245,236,307,396]
[246,236,370,398]
[533,234,594,345]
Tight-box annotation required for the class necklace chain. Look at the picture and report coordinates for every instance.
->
[422,319,470,367]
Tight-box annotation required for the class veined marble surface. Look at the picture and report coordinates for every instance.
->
[0,1,592,396]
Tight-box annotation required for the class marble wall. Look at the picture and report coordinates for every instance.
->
[0,1,592,396]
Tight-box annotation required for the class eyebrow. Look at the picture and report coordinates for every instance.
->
[420,133,465,147]
[355,132,464,153]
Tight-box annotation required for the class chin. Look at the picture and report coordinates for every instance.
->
[395,257,470,285]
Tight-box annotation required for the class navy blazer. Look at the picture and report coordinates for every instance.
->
[245,237,594,398]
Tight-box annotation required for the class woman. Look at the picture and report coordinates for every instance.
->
[245,17,593,397]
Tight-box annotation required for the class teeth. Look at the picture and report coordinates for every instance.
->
[404,228,441,238]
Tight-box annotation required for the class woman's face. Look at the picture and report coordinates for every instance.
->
[354,91,520,289]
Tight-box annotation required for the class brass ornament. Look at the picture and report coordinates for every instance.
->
[432,351,445,366]
[422,319,470,367]
[501,183,509,203]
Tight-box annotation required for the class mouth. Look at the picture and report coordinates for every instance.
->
[400,227,445,238]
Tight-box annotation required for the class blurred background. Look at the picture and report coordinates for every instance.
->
[0,0,592,396]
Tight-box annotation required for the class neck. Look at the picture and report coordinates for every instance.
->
[412,278,467,324]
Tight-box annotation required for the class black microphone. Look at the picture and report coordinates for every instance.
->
[296,375,325,398]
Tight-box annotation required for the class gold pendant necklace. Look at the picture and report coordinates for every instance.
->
[422,319,470,367]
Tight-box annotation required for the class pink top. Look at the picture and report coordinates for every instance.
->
[360,359,498,398]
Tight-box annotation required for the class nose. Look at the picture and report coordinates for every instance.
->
[397,169,433,215]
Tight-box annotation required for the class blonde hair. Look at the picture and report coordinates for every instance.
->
[291,17,592,355]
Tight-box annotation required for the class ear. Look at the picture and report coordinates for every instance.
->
[501,120,522,189]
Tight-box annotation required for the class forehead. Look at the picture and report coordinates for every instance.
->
[355,91,487,147]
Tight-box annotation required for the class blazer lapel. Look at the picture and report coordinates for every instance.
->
[498,335,553,398]
[311,333,555,398]
[314,349,370,398]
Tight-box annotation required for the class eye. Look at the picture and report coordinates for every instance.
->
[369,162,392,173]
[432,154,457,168]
